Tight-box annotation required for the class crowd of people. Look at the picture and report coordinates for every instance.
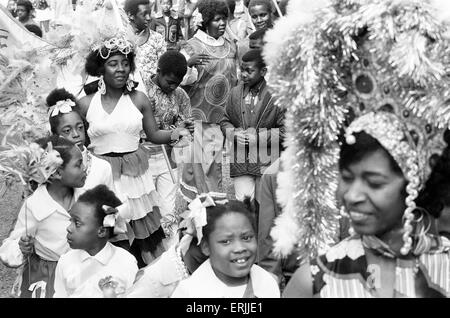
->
[0,0,450,299]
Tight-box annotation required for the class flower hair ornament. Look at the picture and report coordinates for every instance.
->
[264,0,450,260]
[0,126,64,195]
[178,193,228,255]
[49,99,76,117]
[98,275,126,298]
[102,205,127,235]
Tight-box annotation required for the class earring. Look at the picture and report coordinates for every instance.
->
[126,78,134,92]
[98,75,106,95]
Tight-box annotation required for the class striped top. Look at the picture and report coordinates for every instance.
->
[311,235,450,298]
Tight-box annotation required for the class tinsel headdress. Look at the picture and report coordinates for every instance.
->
[264,0,450,259]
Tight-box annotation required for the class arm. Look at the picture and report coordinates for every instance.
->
[179,90,192,120]
[0,200,38,267]
[170,280,190,298]
[219,92,237,135]
[53,258,68,298]
[282,261,314,298]
[256,170,282,282]
[78,94,94,119]
[131,91,186,145]
[257,105,286,146]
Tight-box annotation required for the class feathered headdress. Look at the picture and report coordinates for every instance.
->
[0,123,63,197]
[45,0,137,73]
[264,0,450,260]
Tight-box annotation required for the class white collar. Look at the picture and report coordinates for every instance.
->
[189,259,277,297]
[194,30,225,47]
[28,185,80,221]
[78,242,114,265]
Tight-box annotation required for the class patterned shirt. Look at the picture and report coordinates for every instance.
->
[309,235,450,297]
[143,75,192,154]
[135,29,167,87]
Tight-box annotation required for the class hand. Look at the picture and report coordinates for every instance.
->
[183,119,195,134]
[148,98,156,110]
[19,235,34,256]
[246,131,257,145]
[171,127,190,141]
[187,53,212,68]
[235,130,247,146]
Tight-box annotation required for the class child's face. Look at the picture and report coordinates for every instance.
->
[161,0,172,13]
[156,71,183,94]
[16,5,29,22]
[202,212,257,286]
[249,38,263,50]
[249,5,271,30]
[59,147,87,188]
[56,112,86,151]
[240,60,265,88]
[133,4,152,31]
[67,201,102,251]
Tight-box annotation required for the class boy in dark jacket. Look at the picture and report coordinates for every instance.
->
[220,49,285,201]
[150,0,184,50]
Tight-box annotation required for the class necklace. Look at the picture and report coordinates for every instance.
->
[173,245,190,281]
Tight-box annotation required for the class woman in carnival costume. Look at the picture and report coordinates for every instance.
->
[77,32,190,267]
[263,0,450,297]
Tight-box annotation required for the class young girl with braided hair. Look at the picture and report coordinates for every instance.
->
[0,135,87,298]
[54,185,138,298]
[171,196,280,298]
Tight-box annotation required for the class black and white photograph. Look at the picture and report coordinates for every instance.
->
[0,0,449,303]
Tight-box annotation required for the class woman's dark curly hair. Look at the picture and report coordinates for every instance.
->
[197,0,229,32]
[85,50,136,77]
[416,130,450,218]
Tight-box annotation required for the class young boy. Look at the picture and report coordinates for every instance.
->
[142,50,193,246]
[150,0,184,50]
[248,0,273,31]
[248,27,266,49]
[220,49,285,202]
[238,0,273,62]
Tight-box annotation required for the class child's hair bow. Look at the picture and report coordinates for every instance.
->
[102,205,127,235]
[50,99,76,117]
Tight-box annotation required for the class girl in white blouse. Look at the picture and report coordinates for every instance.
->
[54,185,138,298]
[0,136,87,298]
[171,197,280,298]
[46,88,115,193]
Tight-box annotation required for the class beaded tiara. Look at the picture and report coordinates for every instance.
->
[92,36,134,60]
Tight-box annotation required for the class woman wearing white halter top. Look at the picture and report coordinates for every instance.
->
[78,35,190,267]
